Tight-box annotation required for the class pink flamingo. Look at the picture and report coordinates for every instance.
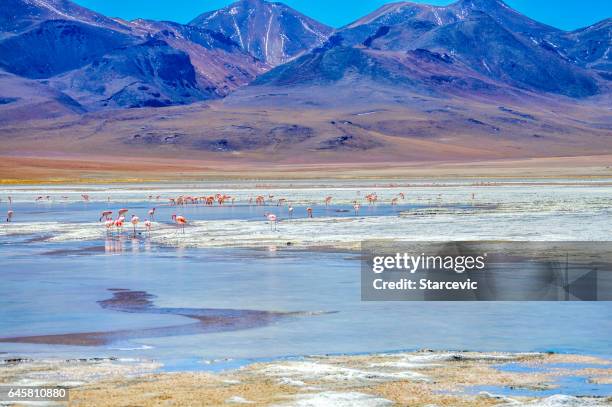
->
[172,214,187,233]
[288,205,294,219]
[399,192,405,200]
[365,193,378,206]
[81,194,90,202]
[265,213,278,231]
[99,210,113,222]
[114,218,124,233]
[144,220,152,234]
[130,215,140,236]
[104,219,114,235]
[324,196,332,207]
[6,210,13,222]
[391,198,398,206]
[353,202,361,215]
[148,208,156,220]
[118,208,129,217]
[307,207,313,218]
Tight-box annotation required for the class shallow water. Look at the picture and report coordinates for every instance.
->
[0,181,611,372]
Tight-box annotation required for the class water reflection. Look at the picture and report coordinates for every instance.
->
[104,236,152,254]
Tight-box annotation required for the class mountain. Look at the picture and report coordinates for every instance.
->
[253,0,601,98]
[48,38,210,109]
[0,0,610,165]
[0,0,131,36]
[190,0,333,66]
[251,39,505,99]
[340,0,560,46]
[0,0,271,112]
[406,11,598,97]
[0,69,84,122]
[0,19,135,78]
[130,19,267,96]
[561,18,611,77]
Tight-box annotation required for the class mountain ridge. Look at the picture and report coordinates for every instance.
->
[1,0,609,115]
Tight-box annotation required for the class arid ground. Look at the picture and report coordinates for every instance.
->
[2,351,611,406]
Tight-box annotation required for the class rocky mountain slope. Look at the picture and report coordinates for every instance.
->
[0,0,610,164]
[0,0,272,114]
[0,0,131,36]
[190,0,333,66]
[253,0,606,98]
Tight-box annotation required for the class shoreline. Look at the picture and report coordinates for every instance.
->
[1,154,612,184]
[1,350,610,406]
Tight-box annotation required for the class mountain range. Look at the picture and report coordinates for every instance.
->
[0,0,610,164]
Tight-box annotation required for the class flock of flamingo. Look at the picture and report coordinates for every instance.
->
[2,191,418,236]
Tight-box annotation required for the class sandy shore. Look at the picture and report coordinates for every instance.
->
[1,154,612,184]
[1,351,610,406]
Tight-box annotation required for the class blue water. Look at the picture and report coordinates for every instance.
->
[1,237,611,367]
[469,362,612,397]
[1,184,611,375]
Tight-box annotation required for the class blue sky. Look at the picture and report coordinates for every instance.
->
[74,0,611,31]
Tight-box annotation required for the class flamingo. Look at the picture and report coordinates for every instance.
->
[307,207,313,218]
[99,210,113,222]
[6,210,13,222]
[353,202,360,215]
[366,193,378,206]
[144,220,152,234]
[399,192,405,200]
[172,214,187,233]
[148,208,156,220]
[288,205,294,219]
[114,218,124,233]
[104,219,114,235]
[391,197,398,206]
[81,194,90,202]
[131,215,140,236]
[118,208,129,217]
[265,213,278,231]
[324,196,332,207]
